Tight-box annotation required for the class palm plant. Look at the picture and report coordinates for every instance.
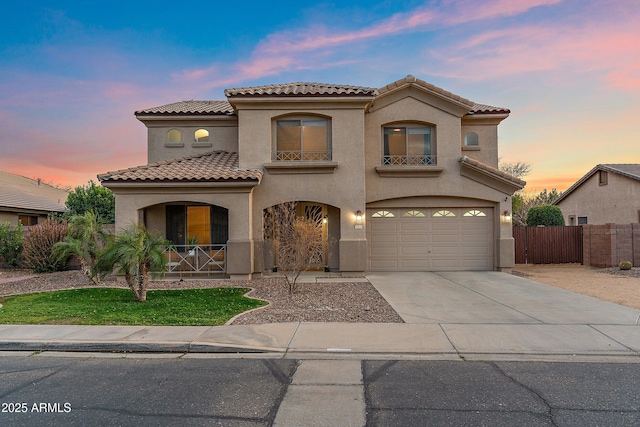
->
[96,223,168,302]
[53,210,109,284]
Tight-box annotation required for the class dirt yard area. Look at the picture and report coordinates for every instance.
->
[513,264,640,310]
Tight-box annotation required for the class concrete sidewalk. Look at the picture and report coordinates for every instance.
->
[1,271,639,359]
[0,320,638,359]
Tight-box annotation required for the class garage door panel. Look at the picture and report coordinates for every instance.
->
[431,233,460,243]
[369,246,398,257]
[367,207,493,271]
[400,259,430,269]
[399,234,428,243]
[370,233,399,244]
[369,259,400,270]
[400,222,429,231]
[369,222,398,232]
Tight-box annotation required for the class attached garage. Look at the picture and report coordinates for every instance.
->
[366,207,494,271]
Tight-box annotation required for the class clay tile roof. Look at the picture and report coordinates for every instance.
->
[135,100,234,115]
[225,82,377,97]
[459,156,526,188]
[378,75,475,108]
[470,103,511,114]
[97,151,262,183]
[0,171,68,213]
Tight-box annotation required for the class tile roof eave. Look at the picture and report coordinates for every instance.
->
[459,156,526,189]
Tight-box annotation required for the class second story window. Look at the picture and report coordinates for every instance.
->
[276,119,330,161]
[167,129,182,145]
[464,132,479,147]
[383,126,435,165]
[195,129,209,143]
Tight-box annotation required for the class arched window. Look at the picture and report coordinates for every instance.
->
[195,129,209,143]
[464,132,479,147]
[371,210,395,218]
[403,210,426,217]
[167,129,182,144]
[463,209,487,217]
[383,125,435,165]
[432,210,456,217]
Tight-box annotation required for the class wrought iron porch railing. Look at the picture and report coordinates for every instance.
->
[163,244,226,275]
[275,150,331,161]
[382,155,437,165]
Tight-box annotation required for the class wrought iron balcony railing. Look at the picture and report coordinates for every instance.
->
[382,155,437,165]
[275,150,332,161]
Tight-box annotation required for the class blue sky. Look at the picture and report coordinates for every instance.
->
[1,0,639,192]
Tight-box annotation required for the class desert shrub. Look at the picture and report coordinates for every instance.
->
[22,219,69,273]
[0,222,24,267]
[619,260,632,270]
[526,205,565,226]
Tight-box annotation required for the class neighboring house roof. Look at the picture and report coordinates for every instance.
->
[97,151,263,183]
[0,171,68,213]
[135,100,235,116]
[225,82,378,98]
[553,164,640,205]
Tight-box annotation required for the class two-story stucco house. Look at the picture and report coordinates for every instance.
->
[98,75,524,279]
[554,164,640,225]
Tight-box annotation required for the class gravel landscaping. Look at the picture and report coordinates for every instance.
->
[0,269,404,324]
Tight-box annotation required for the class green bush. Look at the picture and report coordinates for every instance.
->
[526,205,565,226]
[22,219,69,273]
[619,260,632,270]
[0,222,24,267]
[65,180,115,223]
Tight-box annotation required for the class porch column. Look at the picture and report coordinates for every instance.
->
[226,192,255,280]
[339,209,367,273]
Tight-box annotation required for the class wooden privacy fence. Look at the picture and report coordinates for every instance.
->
[513,226,583,264]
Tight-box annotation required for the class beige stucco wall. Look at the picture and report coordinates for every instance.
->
[109,185,258,278]
[557,173,640,224]
[461,117,500,167]
[364,92,514,269]
[142,117,239,163]
[234,101,370,273]
[108,83,517,276]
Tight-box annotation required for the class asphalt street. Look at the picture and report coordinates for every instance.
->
[1,355,639,426]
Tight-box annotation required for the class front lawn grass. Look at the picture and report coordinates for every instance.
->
[0,288,266,326]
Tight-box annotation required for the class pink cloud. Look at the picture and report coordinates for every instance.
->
[171,0,560,89]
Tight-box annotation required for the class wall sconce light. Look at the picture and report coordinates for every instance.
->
[503,210,512,223]
[322,215,328,224]
[355,210,363,229]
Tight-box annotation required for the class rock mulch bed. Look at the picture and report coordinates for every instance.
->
[0,270,403,324]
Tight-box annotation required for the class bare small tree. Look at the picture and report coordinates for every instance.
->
[265,202,323,293]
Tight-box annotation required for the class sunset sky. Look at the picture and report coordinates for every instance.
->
[1,0,638,193]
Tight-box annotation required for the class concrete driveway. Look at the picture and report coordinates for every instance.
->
[366,271,640,356]
[366,271,640,325]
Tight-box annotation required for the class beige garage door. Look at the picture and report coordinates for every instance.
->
[367,207,494,271]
